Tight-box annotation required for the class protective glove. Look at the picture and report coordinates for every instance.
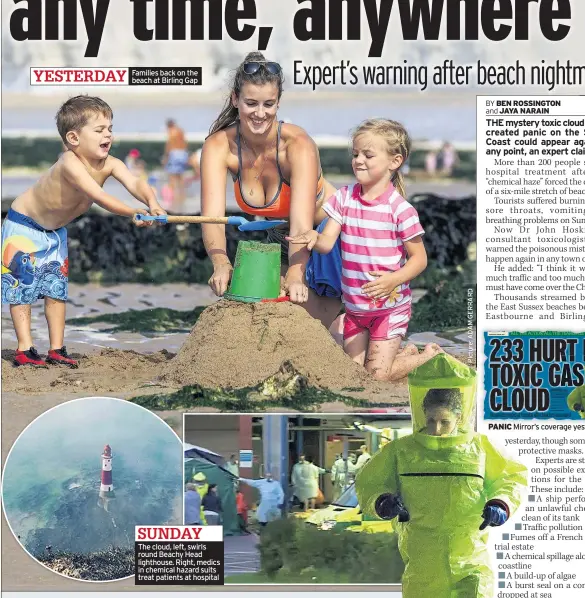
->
[480,503,508,530]
[374,493,410,522]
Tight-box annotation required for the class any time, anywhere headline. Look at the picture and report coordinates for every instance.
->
[9,0,574,58]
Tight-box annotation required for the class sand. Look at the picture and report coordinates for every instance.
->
[1,348,173,396]
[1,301,415,402]
[162,300,389,392]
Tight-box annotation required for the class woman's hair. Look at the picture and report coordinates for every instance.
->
[422,388,463,415]
[208,52,283,136]
[351,119,411,197]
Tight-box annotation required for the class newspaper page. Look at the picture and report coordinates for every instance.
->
[0,1,583,597]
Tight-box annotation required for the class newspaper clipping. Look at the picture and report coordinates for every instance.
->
[1,1,584,597]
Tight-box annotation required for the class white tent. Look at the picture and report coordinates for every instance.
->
[183,443,225,465]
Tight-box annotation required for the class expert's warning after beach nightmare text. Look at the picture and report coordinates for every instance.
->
[134,526,223,585]
[477,96,585,325]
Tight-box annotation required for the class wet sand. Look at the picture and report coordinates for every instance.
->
[1,284,471,407]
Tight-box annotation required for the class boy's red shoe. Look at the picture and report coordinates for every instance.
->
[46,346,78,369]
[14,347,47,368]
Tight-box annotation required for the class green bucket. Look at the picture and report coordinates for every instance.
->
[224,241,281,303]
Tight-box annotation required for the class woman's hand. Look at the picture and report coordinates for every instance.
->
[208,263,233,297]
[284,273,309,304]
[285,230,319,251]
[362,271,401,300]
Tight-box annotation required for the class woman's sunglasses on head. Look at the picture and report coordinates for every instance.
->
[243,61,282,76]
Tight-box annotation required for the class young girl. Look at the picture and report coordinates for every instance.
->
[287,119,442,381]
[356,386,527,597]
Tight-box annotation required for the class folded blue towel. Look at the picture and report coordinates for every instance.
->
[306,218,342,298]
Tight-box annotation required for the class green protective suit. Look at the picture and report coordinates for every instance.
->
[355,354,528,598]
[567,385,585,418]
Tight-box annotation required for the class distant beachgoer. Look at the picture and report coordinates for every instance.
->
[188,148,202,180]
[124,148,147,179]
[425,150,437,176]
[439,142,458,176]
[1,95,164,368]
[162,118,189,210]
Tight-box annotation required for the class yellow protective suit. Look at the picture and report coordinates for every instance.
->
[356,354,528,598]
[192,472,209,524]
[567,385,585,418]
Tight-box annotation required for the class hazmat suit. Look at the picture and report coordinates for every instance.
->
[291,458,315,505]
[309,462,326,505]
[355,448,371,470]
[239,476,284,524]
[567,385,585,418]
[192,472,209,524]
[355,354,527,598]
[331,457,354,501]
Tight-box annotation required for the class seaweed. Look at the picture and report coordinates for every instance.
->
[36,546,134,581]
[130,380,399,413]
[67,306,206,334]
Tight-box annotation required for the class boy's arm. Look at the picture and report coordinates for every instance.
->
[286,218,341,254]
[62,153,140,218]
[362,236,427,300]
[110,158,165,214]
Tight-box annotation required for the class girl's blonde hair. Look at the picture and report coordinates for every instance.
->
[351,119,411,197]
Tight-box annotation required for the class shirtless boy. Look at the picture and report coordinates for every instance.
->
[1,95,166,367]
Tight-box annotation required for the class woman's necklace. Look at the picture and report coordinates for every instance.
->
[241,136,272,197]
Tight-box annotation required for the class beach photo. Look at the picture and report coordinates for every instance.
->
[2,66,476,414]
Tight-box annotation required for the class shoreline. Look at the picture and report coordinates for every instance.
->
[1,88,481,109]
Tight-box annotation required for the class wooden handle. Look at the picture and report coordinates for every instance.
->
[164,216,229,224]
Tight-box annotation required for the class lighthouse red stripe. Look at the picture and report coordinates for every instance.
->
[102,471,112,485]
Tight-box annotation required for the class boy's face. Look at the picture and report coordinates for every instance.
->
[69,112,113,159]
[424,407,459,437]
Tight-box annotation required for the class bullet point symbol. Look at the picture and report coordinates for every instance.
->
[499,572,506,579]
[497,552,504,559]
[499,582,505,588]
[503,533,509,540]
[515,524,522,530]
[528,495,535,502]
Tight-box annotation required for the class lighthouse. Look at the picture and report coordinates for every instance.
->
[98,444,115,511]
